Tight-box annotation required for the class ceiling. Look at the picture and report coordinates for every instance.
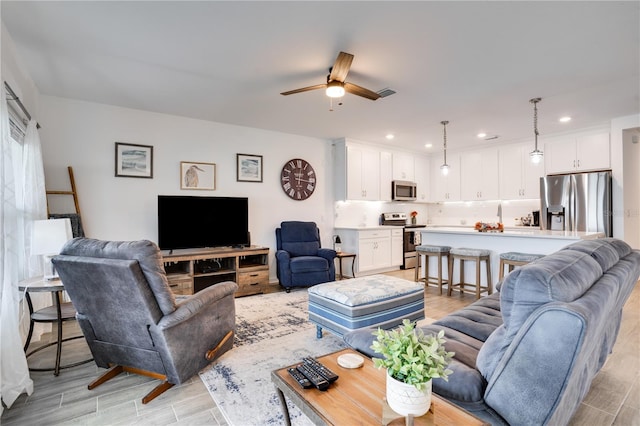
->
[2,1,639,153]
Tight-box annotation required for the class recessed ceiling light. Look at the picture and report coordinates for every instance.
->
[386,134,395,140]
[559,116,572,123]
[477,132,487,138]
[424,143,433,148]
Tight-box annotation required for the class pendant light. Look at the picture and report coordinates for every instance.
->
[529,98,543,164]
[440,120,450,175]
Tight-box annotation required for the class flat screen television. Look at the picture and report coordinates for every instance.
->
[158,195,249,250]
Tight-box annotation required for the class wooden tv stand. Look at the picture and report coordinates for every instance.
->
[161,246,269,297]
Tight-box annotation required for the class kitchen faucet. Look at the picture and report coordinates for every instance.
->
[497,203,503,224]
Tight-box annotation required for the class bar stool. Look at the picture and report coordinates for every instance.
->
[448,248,492,299]
[414,245,451,295]
[499,252,545,279]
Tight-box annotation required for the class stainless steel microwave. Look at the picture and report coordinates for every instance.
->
[392,180,417,201]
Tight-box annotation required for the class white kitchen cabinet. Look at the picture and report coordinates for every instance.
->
[545,132,610,175]
[460,148,499,201]
[392,153,415,181]
[414,156,430,202]
[379,151,393,201]
[334,140,381,201]
[391,228,404,266]
[336,228,402,274]
[429,153,460,202]
[499,142,544,199]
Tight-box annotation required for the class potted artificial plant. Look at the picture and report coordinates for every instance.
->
[371,319,454,417]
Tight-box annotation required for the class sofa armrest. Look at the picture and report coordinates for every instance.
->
[317,248,337,261]
[151,281,238,383]
[275,250,292,285]
[482,305,586,426]
[159,281,238,328]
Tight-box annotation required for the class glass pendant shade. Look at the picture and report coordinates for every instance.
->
[440,163,450,175]
[530,149,543,164]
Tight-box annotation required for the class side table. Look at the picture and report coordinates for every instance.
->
[335,252,356,280]
[19,276,92,376]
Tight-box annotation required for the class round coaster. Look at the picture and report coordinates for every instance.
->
[337,353,365,369]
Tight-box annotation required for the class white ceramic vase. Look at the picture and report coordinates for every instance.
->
[386,371,432,417]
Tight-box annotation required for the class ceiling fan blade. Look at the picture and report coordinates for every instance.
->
[344,82,381,101]
[329,52,354,83]
[280,84,327,96]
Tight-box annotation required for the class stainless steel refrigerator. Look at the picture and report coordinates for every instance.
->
[540,171,612,236]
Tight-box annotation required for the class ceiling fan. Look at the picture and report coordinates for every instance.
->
[280,51,381,101]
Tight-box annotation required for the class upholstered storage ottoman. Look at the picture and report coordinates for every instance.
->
[308,274,425,338]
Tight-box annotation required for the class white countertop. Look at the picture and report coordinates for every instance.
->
[422,226,604,240]
[335,225,411,230]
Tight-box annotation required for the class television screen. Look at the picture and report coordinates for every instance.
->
[158,195,249,250]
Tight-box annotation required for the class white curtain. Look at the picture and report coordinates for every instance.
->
[0,83,35,412]
[21,119,47,278]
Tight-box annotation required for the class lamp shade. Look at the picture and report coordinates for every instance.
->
[31,218,73,256]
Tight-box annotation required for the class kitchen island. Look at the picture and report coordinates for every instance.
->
[419,226,605,288]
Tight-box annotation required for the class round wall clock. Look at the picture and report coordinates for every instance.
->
[280,158,316,200]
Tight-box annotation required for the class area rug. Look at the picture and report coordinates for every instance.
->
[199,288,436,425]
[199,289,348,425]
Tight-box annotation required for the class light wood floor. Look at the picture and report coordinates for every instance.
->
[1,270,638,425]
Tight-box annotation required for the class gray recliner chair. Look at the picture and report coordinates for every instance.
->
[52,238,237,404]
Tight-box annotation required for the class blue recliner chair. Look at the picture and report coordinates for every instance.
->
[275,221,337,292]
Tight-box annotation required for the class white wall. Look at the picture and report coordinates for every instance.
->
[623,127,640,248]
[38,96,335,282]
[611,114,640,245]
[1,25,40,119]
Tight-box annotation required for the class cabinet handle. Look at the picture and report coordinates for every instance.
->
[573,160,576,168]
[577,159,580,168]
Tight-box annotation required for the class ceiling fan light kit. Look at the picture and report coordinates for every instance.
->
[281,51,382,102]
[326,81,345,98]
[529,97,544,164]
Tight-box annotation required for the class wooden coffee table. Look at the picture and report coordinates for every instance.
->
[271,348,488,426]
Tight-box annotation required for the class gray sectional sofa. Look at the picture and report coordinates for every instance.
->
[344,238,640,425]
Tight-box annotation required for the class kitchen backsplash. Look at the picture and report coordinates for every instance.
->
[334,199,540,228]
[426,199,540,228]
[334,200,428,227]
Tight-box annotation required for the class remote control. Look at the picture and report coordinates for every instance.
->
[296,364,330,391]
[303,356,339,383]
[287,367,312,389]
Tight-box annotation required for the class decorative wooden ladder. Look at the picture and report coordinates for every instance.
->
[46,166,83,229]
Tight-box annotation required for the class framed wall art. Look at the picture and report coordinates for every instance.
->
[236,153,263,182]
[115,142,153,178]
[180,161,216,190]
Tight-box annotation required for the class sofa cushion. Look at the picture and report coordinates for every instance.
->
[279,222,321,256]
[418,292,502,412]
[562,238,620,272]
[499,250,602,337]
[290,256,328,273]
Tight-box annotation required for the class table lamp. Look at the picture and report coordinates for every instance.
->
[31,218,73,280]
[333,235,342,253]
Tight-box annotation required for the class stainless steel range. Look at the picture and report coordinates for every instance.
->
[381,213,426,270]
